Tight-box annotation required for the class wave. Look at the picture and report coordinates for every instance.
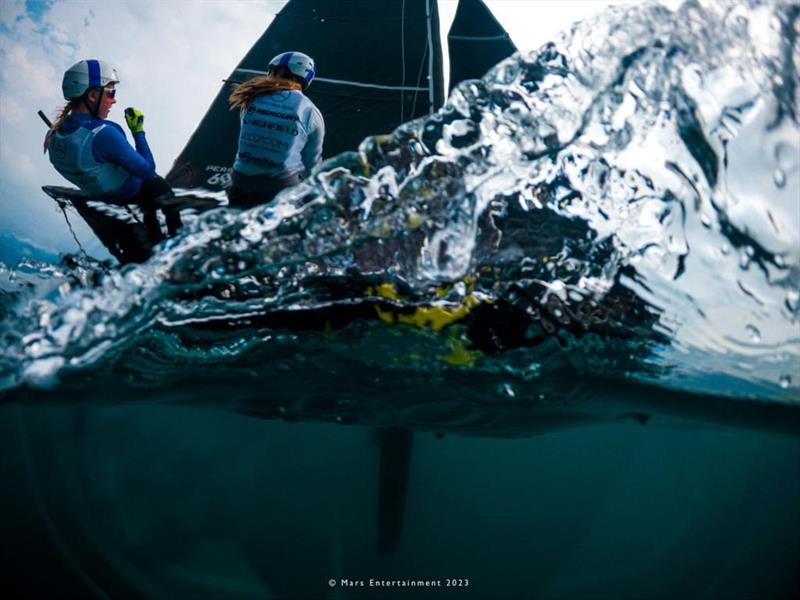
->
[1,0,797,405]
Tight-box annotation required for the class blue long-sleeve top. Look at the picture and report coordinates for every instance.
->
[58,113,157,200]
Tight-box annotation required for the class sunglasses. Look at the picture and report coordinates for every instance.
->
[103,88,117,99]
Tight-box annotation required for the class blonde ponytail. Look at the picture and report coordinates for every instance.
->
[43,103,75,152]
[229,72,303,112]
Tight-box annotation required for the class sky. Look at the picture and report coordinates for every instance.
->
[0,0,632,255]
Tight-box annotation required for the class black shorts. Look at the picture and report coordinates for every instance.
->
[227,171,304,209]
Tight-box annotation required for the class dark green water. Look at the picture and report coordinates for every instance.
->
[2,400,798,599]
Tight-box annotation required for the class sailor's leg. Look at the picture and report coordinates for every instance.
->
[163,209,183,238]
[149,176,183,237]
[141,209,163,243]
[136,176,183,238]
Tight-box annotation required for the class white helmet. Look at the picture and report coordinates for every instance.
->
[268,51,316,89]
[62,59,120,100]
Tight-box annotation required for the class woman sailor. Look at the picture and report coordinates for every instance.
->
[228,51,325,208]
[44,59,182,247]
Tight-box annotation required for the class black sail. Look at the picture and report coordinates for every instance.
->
[447,0,517,91]
[167,0,445,192]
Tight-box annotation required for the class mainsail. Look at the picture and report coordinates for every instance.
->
[167,0,445,191]
[166,0,517,193]
[44,0,518,265]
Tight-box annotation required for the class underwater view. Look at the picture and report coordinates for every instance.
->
[1,0,799,597]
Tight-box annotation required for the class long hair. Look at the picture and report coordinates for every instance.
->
[228,67,304,112]
[43,101,78,152]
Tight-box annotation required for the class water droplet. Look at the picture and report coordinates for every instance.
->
[739,252,751,269]
[773,168,786,188]
[779,375,791,389]
[568,290,584,302]
[785,290,799,312]
[498,383,516,398]
[745,324,761,343]
[774,141,797,170]
[526,362,541,378]
[720,243,730,256]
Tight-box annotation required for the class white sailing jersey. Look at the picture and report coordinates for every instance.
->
[233,89,324,179]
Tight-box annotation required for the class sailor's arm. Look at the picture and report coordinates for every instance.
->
[92,122,157,181]
[124,107,156,172]
[301,108,325,174]
[131,131,156,172]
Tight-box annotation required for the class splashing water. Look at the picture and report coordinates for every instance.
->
[1,0,798,407]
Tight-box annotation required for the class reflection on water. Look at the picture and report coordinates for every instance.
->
[2,402,799,598]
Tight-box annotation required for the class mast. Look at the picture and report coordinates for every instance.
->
[426,0,445,113]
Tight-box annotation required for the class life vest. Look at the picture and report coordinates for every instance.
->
[233,90,322,178]
[48,123,129,196]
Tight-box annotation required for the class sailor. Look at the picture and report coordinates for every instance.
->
[228,51,325,208]
[44,59,182,245]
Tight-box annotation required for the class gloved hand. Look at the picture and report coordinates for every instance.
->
[124,107,145,134]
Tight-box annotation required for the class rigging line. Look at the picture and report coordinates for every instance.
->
[276,13,426,23]
[448,34,511,41]
[400,0,406,122]
[124,205,143,224]
[232,70,428,91]
[306,77,428,92]
[410,33,429,115]
[425,0,435,113]
[304,90,421,105]
[56,200,89,259]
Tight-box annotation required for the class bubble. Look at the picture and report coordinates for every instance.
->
[773,168,786,188]
[499,383,516,398]
[774,142,797,170]
[745,324,761,343]
[785,290,799,312]
[739,252,751,269]
[779,375,791,389]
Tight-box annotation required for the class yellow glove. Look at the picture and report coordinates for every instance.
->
[124,107,145,134]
